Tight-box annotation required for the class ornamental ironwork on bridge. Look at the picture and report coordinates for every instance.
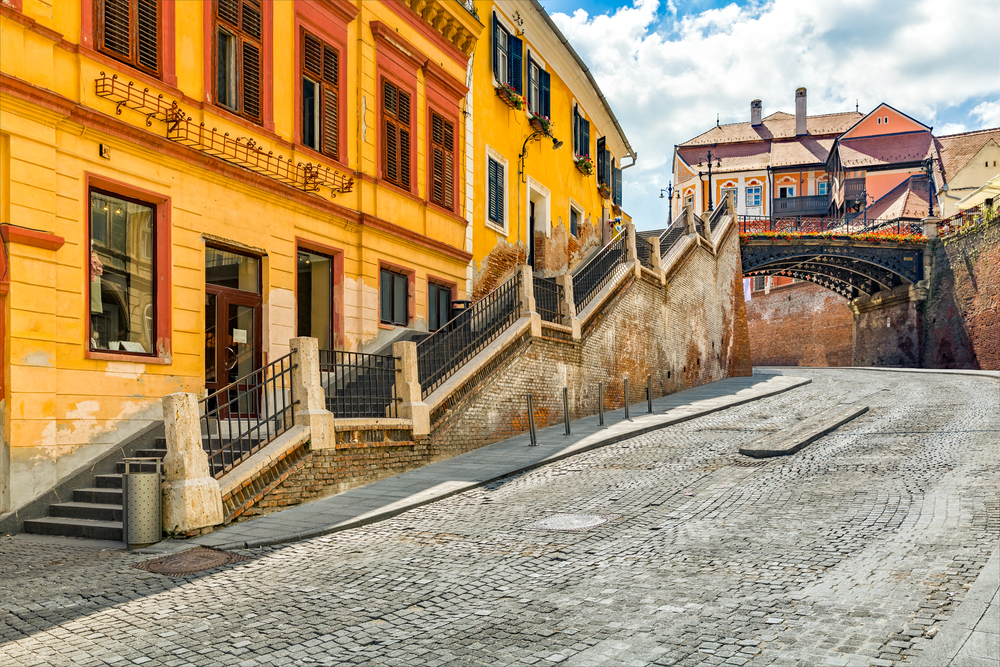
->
[740,239,924,299]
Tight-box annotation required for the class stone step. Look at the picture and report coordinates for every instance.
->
[95,474,123,489]
[134,448,167,458]
[73,487,123,504]
[49,501,123,522]
[23,517,123,542]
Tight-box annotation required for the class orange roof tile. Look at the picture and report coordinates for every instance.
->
[838,132,934,168]
[680,111,862,147]
[935,127,1000,182]
[865,175,935,221]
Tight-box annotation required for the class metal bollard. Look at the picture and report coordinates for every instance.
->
[647,374,653,413]
[527,393,537,446]
[563,387,571,435]
[122,457,162,550]
[623,377,631,421]
[598,381,604,426]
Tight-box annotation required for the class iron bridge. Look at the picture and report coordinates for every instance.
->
[740,238,924,299]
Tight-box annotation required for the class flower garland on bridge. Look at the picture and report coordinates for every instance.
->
[740,230,927,244]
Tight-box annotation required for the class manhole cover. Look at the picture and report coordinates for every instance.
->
[133,547,248,576]
[526,514,617,531]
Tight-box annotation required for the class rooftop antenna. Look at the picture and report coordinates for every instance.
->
[716,113,720,127]
[856,99,859,113]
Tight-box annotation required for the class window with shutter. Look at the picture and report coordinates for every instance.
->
[214,0,263,123]
[96,0,161,77]
[493,14,509,84]
[596,137,608,185]
[580,118,590,158]
[527,56,540,114]
[380,268,409,326]
[488,156,505,227]
[613,163,623,207]
[382,79,412,190]
[509,35,523,95]
[430,112,456,211]
[539,69,550,118]
[301,31,340,159]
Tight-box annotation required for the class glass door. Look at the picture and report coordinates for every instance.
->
[205,285,262,417]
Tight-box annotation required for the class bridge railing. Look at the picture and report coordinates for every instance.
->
[739,215,924,237]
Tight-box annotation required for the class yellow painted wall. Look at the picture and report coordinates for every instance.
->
[471,1,627,292]
[940,140,1000,218]
[0,0,482,512]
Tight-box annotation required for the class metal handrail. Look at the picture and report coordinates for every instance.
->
[939,200,998,237]
[319,349,399,419]
[738,215,925,237]
[572,230,628,313]
[534,276,564,324]
[417,272,522,398]
[200,352,296,479]
[658,212,686,257]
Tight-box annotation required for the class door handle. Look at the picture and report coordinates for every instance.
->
[225,346,238,371]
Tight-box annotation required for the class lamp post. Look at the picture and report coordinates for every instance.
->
[696,145,722,213]
[921,156,937,217]
[659,183,674,222]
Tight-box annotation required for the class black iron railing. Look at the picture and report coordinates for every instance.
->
[320,350,398,418]
[738,215,925,237]
[572,230,629,314]
[417,272,522,398]
[659,212,686,257]
[534,276,564,323]
[709,193,733,233]
[635,233,653,268]
[200,352,296,479]
[939,200,999,237]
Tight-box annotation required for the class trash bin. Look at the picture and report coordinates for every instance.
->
[122,457,162,550]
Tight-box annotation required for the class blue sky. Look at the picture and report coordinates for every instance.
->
[538,0,1000,230]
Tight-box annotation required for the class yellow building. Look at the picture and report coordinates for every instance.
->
[0,0,488,515]
[469,0,635,296]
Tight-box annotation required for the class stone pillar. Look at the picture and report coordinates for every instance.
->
[920,216,941,291]
[647,235,665,285]
[684,204,697,235]
[518,264,542,337]
[393,341,430,436]
[626,223,641,278]
[922,216,941,240]
[556,272,581,340]
[290,337,335,450]
[162,392,223,534]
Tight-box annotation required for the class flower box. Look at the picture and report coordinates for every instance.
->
[574,155,594,176]
[496,84,524,110]
[529,113,553,136]
[598,183,612,200]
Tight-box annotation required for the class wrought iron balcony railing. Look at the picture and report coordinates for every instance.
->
[772,194,829,216]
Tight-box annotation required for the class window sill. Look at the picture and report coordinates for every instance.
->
[379,322,407,330]
[86,349,171,365]
[486,221,507,236]
[294,141,350,172]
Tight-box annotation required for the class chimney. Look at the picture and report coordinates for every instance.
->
[751,99,762,127]
[795,87,807,136]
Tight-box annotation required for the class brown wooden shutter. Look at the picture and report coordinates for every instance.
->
[96,0,160,76]
[398,89,411,189]
[320,41,339,159]
[383,81,411,190]
[215,0,263,123]
[303,33,322,78]
[241,40,261,121]
[218,0,239,27]
[430,113,456,210]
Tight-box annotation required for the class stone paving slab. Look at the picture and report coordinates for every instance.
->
[143,373,810,553]
[739,404,869,458]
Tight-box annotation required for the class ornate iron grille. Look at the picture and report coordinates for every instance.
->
[319,349,399,418]
[417,272,522,398]
[572,231,628,313]
[200,352,296,479]
[738,215,925,237]
[534,276,564,324]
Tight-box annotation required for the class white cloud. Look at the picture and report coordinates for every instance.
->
[972,100,1000,128]
[550,0,1000,229]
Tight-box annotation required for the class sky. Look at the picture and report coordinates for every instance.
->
[537,0,1000,230]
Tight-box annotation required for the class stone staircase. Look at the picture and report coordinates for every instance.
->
[23,440,167,542]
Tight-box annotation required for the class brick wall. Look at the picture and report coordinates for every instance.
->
[745,281,854,367]
[242,426,431,519]
[852,294,923,367]
[923,224,1000,369]
[431,227,752,454]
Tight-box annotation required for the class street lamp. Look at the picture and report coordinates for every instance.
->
[921,156,938,217]
[660,183,674,222]
[696,145,723,212]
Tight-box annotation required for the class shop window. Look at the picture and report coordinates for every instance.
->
[430,112,455,210]
[215,0,262,122]
[89,190,155,354]
[301,31,340,158]
[96,0,160,77]
[380,268,408,326]
[382,79,412,190]
[205,246,260,293]
[428,283,452,332]
[297,250,334,349]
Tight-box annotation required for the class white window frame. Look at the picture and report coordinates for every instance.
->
[492,13,517,88]
[746,186,762,207]
[778,185,795,198]
[485,145,509,235]
[721,187,738,206]
[818,181,828,196]
[568,197,583,238]
[525,174,552,239]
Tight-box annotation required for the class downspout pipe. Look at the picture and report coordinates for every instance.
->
[527,0,637,169]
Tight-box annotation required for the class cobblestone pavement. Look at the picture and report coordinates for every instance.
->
[1,369,998,667]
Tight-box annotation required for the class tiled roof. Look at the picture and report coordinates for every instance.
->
[935,127,1000,182]
[770,138,836,168]
[677,142,772,173]
[864,175,935,221]
[838,131,934,168]
[680,111,862,146]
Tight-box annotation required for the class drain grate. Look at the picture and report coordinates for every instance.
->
[133,547,249,576]
[526,514,618,531]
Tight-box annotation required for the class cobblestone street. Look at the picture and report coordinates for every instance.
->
[2,369,998,667]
